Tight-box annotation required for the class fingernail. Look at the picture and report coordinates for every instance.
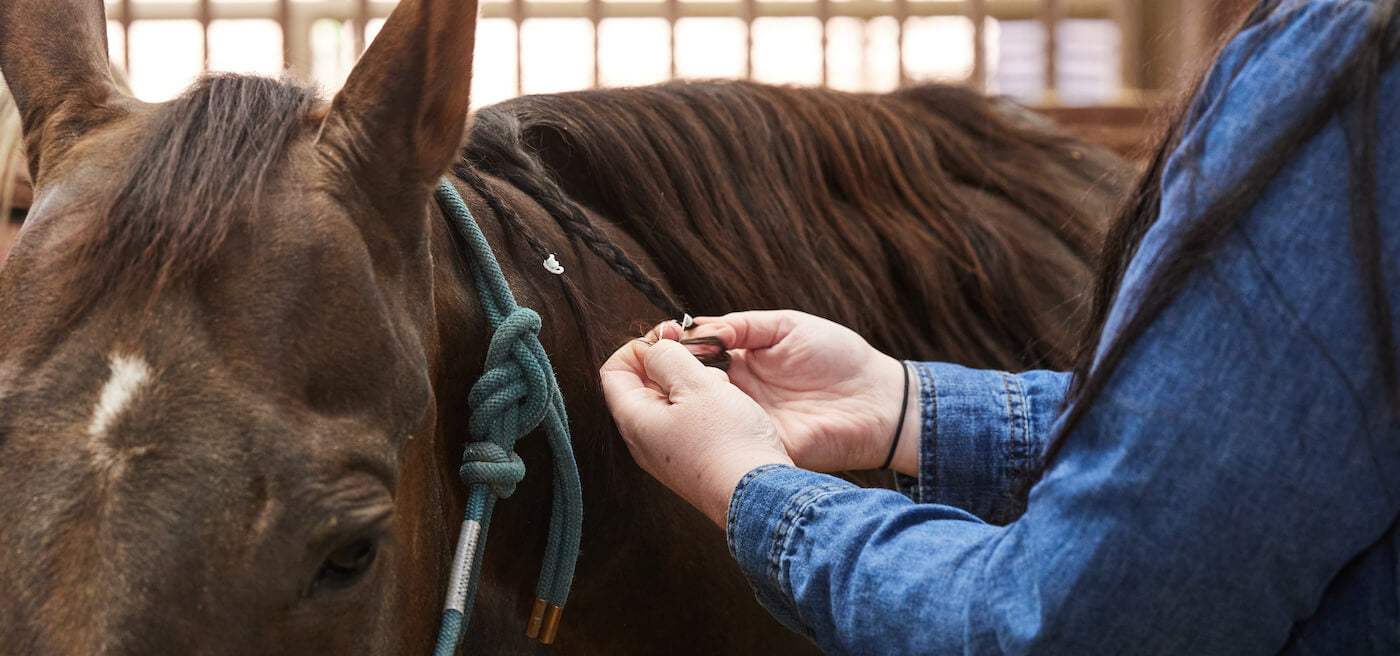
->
[652,321,679,342]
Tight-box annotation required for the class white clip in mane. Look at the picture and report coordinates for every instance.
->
[542,253,564,275]
[679,313,694,330]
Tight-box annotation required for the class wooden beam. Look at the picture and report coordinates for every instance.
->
[1113,0,1143,93]
[354,0,369,55]
[1129,0,1253,96]
[279,0,291,70]
[743,0,756,79]
[199,0,211,70]
[590,0,602,86]
[1041,0,1060,104]
[120,0,133,72]
[967,0,987,90]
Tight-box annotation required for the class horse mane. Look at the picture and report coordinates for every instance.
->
[74,74,317,305]
[463,81,1128,368]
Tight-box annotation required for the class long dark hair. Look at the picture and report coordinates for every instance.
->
[461,81,1126,370]
[1040,0,1400,479]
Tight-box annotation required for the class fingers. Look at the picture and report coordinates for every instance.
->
[692,310,807,350]
[600,338,642,378]
[600,335,650,376]
[603,324,736,401]
[705,366,731,386]
[643,339,714,394]
[600,340,671,436]
[600,338,664,397]
[644,321,731,364]
[721,349,759,393]
[646,320,685,342]
[682,322,737,347]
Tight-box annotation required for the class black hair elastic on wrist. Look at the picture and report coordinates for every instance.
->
[880,362,910,470]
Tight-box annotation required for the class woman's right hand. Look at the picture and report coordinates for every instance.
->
[685,310,919,474]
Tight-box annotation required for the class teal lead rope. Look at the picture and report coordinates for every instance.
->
[432,180,584,654]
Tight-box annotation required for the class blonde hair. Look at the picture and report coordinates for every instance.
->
[0,68,134,219]
[0,72,24,220]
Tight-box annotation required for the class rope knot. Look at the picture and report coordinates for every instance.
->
[459,442,527,499]
[467,307,553,444]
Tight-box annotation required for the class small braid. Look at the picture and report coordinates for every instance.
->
[453,163,554,259]
[453,162,726,370]
[454,134,686,319]
[496,165,685,319]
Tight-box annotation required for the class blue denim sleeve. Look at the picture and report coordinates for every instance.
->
[726,3,1400,654]
[726,464,994,642]
[899,362,1068,523]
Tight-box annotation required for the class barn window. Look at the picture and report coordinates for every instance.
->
[103,0,1240,109]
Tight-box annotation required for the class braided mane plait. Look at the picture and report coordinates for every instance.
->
[452,162,735,371]
[453,164,555,262]
[458,113,685,320]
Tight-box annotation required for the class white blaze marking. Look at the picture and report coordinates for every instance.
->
[88,354,151,439]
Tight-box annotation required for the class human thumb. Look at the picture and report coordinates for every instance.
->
[642,339,712,395]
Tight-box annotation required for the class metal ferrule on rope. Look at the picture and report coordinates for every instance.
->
[431,180,584,654]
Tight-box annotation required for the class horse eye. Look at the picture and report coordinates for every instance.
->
[313,538,378,593]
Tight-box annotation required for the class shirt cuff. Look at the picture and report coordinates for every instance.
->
[725,464,856,636]
[905,361,1064,524]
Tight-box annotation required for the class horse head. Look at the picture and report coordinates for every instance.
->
[0,0,496,652]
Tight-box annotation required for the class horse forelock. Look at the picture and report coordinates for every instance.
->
[70,74,320,309]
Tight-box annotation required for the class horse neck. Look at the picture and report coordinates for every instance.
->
[419,178,812,654]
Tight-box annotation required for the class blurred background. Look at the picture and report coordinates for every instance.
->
[100,1,1252,145]
[2,0,1255,262]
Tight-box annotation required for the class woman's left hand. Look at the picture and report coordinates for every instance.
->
[600,325,793,526]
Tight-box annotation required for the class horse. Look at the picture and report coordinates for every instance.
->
[0,0,1128,654]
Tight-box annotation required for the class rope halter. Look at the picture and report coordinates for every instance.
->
[432,180,583,655]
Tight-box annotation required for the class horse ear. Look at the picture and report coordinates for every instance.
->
[0,0,125,184]
[318,0,479,197]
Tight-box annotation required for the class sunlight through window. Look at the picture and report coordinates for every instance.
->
[100,0,1123,106]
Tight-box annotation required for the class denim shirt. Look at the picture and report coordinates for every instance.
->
[725,2,1400,653]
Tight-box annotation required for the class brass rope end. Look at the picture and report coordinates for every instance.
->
[538,604,564,645]
[525,598,548,639]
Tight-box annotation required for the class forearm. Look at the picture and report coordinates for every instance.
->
[727,465,997,654]
[725,454,1373,656]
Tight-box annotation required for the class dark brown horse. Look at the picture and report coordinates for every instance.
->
[0,0,1125,654]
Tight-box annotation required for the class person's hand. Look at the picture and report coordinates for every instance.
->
[600,325,793,526]
[686,311,918,474]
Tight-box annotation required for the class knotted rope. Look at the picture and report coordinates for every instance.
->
[432,180,583,654]
[459,442,525,499]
